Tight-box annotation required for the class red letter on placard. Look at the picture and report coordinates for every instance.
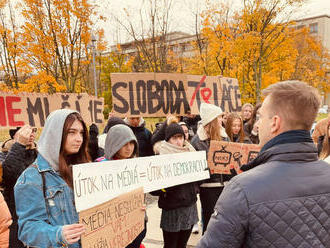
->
[6,96,24,126]
[0,97,6,126]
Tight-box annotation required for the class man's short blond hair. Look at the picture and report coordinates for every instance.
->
[262,81,321,130]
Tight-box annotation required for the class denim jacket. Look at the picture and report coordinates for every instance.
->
[14,154,79,248]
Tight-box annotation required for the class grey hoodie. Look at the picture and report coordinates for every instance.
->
[38,109,77,171]
[104,124,138,159]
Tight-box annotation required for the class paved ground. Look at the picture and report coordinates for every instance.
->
[143,194,202,248]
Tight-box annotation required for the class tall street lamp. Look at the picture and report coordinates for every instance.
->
[91,33,97,97]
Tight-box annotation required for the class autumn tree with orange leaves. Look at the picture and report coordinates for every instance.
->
[20,0,107,93]
[184,0,329,104]
[0,0,106,94]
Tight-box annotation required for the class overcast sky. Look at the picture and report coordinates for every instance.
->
[92,0,330,46]
[8,0,330,47]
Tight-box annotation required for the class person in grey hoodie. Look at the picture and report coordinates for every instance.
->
[95,124,147,248]
[14,109,90,248]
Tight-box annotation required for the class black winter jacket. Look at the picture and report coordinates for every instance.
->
[129,124,154,157]
[243,122,259,144]
[197,141,330,248]
[151,183,197,210]
[2,142,37,218]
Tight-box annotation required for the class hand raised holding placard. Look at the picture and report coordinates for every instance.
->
[62,224,86,244]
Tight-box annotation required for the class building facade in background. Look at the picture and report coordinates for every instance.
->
[293,15,330,107]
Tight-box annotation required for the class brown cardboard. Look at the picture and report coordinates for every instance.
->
[0,92,104,128]
[111,73,242,117]
[79,187,145,248]
[208,140,260,174]
[218,77,242,114]
[186,75,221,115]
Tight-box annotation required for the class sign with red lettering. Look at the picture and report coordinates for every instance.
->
[0,92,104,128]
[79,188,144,248]
[208,140,260,174]
[111,73,241,117]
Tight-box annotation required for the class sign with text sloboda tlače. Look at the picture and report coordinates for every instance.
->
[208,140,260,175]
[73,151,209,212]
[0,92,104,128]
[79,187,144,248]
[111,73,241,117]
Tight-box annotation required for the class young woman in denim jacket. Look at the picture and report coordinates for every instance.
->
[14,109,90,247]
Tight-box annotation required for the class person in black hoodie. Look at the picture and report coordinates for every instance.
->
[151,118,198,248]
[125,117,153,157]
[88,124,100,161]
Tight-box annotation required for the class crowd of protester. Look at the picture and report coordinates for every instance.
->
[0,80,329,247]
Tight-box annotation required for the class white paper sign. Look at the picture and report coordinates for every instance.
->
[73,151,209,212]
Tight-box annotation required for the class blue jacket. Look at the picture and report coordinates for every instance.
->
[14,154,79,248]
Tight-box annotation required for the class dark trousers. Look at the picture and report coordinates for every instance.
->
[199,186,224,234]
[162,227,193,248]
[9,220,25,248]
[126,220,147,248]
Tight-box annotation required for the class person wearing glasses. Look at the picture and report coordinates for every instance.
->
[1,125,37,248]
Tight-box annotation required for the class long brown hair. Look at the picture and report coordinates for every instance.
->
[226,113,245,143]
[205,117,222,141]
[320,121,330,160]
[246,103,261,133]
[59,113,90,188]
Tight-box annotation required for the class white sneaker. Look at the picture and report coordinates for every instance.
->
[192,223,199,234]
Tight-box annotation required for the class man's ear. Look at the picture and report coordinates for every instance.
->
[270,115,281,134]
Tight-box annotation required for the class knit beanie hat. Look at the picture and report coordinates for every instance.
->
[200,103,223,127]
[103,117,126,134]
[165,123,185,141]
[9,127,21,139]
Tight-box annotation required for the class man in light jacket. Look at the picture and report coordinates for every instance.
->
[197,81,330,248]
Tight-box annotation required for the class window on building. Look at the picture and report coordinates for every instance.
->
[309,23,318,33]
[297,25,305,29]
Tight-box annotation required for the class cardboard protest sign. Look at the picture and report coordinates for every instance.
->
[73,151,209,212]
[111,73,241,117]
[208,140,260,174]
[0,92,104,128]
[80,187,144,248]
